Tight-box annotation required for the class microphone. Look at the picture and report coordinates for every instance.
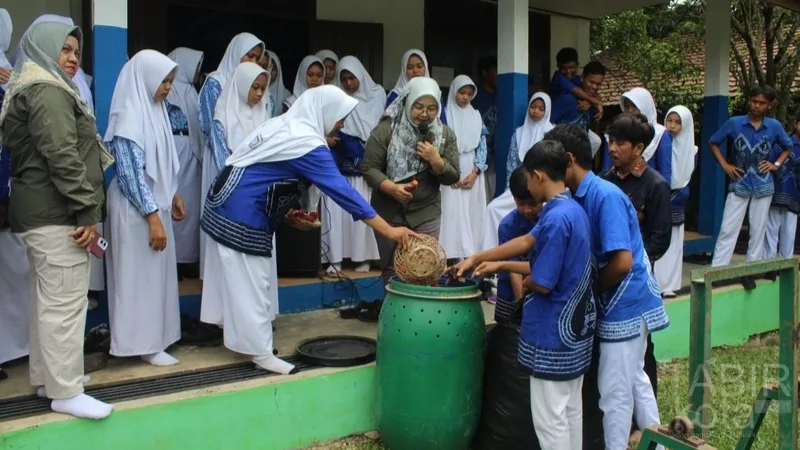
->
[405,122,430,195]
[418,122,429,143]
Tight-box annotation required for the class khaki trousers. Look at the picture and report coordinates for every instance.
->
[20,225,90,399]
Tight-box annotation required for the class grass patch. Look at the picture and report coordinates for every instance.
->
[657,336,785,449]
[312,339,787,450]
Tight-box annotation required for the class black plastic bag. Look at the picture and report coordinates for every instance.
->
[472,317,541,450]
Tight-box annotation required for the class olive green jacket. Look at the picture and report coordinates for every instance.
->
[362,120,460,228]
[2,83,107,232]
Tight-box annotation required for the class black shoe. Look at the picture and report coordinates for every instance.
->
[358,301,382,323]
[339,301,374,319]
[742,276,757,290]
[763,271,777,281]
[179,314,223,346]
[178,263,201,279]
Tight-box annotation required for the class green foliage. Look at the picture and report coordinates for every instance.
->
[591,2,703,114]
[591,0,800,124]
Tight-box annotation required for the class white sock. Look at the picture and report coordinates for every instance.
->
[141,351,180,366]
[326,263,342,274]
[354,262,371,273]
[51,393,114,420]
[37,375,92,398]
[253,355,297,375]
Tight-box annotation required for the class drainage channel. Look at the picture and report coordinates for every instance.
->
[0,357,317,422]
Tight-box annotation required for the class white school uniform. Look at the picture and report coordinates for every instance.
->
[440,75,487,258]
[104,50,182,357]
[0,230,30,365]
[203,86,359,361]
[202,62,277,325]
[654,106,697,294]
[321,56,383,265]
[167,47,205,264]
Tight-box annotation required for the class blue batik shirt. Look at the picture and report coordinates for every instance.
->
[518,191,596,381]
[770,136,800,214]
[202,146,376,257]
[198,77,223,153]
[710,115,794,199]
[573,171,669,342]
[495,209,536,323]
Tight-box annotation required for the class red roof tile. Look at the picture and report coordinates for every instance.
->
[594,32,800,105]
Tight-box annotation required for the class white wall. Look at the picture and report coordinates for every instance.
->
[549,15,590,71]
[316,0,425,89]
[5,0,80,56]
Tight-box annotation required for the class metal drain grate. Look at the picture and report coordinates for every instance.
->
[0,357,315,422]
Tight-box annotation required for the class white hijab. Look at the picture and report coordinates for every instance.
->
[167,47,204,160]
[285,55,325,108]
[315,49,338,82]
[515,92,554,161]
[620,87,667,163]
[665,105,697,190]
[104,50,180,211]
[446,75,483,154]
[391,49,430,97]
[227,85,357,168]
[13,14,94,109]
[338,55,386,141]
[214,62,268,151]
[267,50,291,108]
[315,49,339,64]
[206,32,263,87]
[0,8,12,88]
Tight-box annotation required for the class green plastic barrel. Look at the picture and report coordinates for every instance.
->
[376,278,485,450]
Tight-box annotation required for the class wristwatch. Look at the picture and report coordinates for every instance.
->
[775,161,782,168]
[473,167,482,175]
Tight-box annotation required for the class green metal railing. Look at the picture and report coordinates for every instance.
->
[638,258,798,450]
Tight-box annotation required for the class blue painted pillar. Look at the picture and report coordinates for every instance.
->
[92,0,128,138]
[495,0,529,196]
[698,0,731,242]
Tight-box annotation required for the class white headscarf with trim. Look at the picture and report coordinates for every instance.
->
[266,50,291,108]
[515,92,554,161]
[104,50,180,210]
[390,49,430,98]
[337,55,386,141]
[167,47,204,160]
[214,62,269,150]
[284,55,325,108]
[227,85,357,168]
[665,105,697,190]
[446,75,483,154]
[205,32,263,88]
[620,87,667,163]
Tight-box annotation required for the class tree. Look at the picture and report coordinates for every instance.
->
[724,0,800,122]
[592,0,800,122]
[590,3,703,112]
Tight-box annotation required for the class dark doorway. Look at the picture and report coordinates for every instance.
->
[166,6,309,78]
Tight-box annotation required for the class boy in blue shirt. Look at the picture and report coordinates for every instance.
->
[544,124,668,450]
[453,140,596,450]
[709,85,794,290]
[493,167,542,323]
[549,48,604,122]
[551,61,606,131]
[764,110,800,261]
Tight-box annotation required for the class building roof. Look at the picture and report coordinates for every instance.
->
[594,32,800,105]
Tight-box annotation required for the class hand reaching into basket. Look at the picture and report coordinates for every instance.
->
[447,256,480,281]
